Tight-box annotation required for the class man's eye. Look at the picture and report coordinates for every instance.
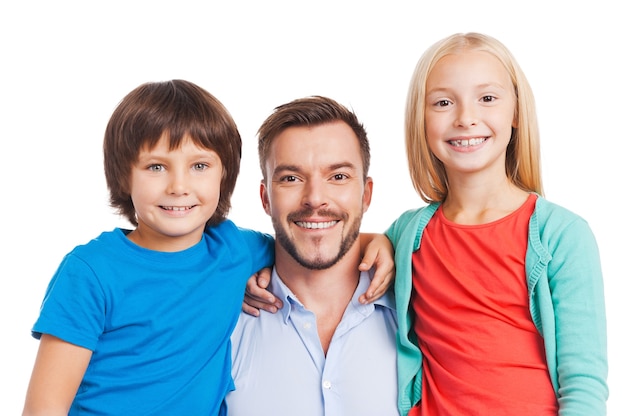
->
[333,173,348,181]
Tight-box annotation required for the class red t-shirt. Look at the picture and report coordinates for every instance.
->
[409,194,557,415]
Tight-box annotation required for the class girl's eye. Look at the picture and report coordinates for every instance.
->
[435,99,451,107]
[481,95,496,103]
[148,164,164,172]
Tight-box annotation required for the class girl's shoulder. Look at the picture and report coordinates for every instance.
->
[533,195,590,227]
[386,203,439,243]
[393,203,439,226]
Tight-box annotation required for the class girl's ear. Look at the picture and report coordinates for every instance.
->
[512,107,519,129]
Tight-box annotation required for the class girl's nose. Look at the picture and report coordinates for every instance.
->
[455,103,478,128]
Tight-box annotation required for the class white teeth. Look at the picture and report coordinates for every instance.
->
[163,206,191,211]
[449,138,486,147]
[295,221,338,229]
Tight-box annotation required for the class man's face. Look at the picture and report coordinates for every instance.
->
[261,121,372,270]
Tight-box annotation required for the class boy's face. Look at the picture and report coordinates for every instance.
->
[260,121,372,270]
[127,134,222,252]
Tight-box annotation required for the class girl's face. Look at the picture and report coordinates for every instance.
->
[424,50,517,180]
[128,134,223,252]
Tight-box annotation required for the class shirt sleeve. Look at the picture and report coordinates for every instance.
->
[32,253,106,351]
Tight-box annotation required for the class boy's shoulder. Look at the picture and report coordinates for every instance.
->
[205,219,274,247]
[70,228,125,255]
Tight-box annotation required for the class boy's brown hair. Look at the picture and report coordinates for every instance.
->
[103,79,241,226]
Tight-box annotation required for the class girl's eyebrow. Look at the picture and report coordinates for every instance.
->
[475,82,509,90]
[428,81,508,92]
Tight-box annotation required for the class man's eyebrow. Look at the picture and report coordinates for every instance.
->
[272,161,357,178]
[273,164,301,175]
[328,161,357,171]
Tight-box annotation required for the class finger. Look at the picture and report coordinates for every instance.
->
[360,268,395,304]
[358,250,378,272]
[256,267,271,289]
[246,283,276,304]
[242,303,261,317]
[244,295,279,313]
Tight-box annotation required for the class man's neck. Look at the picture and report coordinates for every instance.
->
[275,245,362,354]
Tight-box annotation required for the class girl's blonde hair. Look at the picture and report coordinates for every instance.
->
[405,32,543,203]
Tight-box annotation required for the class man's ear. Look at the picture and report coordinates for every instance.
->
[260,180,271,215]
[362,177,373,213]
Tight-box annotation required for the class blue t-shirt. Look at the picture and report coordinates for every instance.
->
[32,219,274,415]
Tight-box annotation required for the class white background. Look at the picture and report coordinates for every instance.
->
[2,1,623,414]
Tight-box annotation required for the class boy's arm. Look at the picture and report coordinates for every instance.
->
[242,268,282,317]
[23,334,91,416]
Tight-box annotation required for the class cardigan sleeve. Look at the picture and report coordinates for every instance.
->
[538,205,609,415]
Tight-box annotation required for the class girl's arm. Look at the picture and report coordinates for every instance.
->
[242,233,395,316]
[22,334,91,416]
[548,219,608,414]
[357,233,395,303]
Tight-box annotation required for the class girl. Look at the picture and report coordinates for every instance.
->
[387,32,608,415]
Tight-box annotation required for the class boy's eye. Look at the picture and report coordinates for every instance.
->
[148,164,164,172]
[193,163,209,171]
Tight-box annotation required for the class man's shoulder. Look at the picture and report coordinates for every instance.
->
[231,308,283,345]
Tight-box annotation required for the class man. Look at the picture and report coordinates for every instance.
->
[226,96,399,415]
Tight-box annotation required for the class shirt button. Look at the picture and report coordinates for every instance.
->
[322,380,332,389]
[303,322,312,329]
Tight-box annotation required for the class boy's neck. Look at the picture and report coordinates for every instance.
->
[126,227,204,252]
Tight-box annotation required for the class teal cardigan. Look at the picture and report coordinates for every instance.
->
[385,196,608,416]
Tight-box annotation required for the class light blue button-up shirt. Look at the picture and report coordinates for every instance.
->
[226,268,399,416]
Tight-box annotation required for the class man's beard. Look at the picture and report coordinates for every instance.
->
[272,209,362,270]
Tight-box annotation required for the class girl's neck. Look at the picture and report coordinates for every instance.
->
[442,178,529,225]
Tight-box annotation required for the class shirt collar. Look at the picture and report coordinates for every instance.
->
[269,267,396,324]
